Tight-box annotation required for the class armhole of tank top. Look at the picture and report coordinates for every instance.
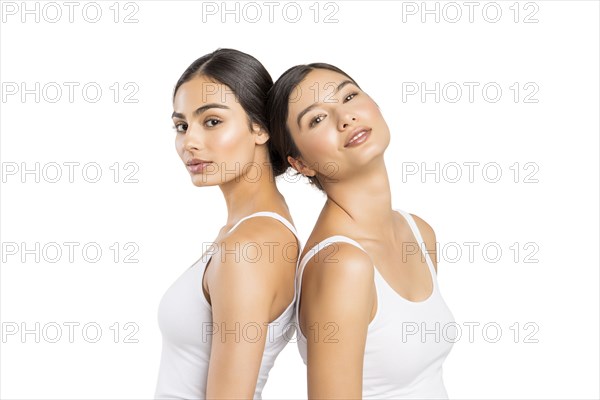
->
[295,235,370,339]
[394,209,439,287]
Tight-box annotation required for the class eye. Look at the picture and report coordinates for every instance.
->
[309,114,326,128]
[344,92,358,103]
[205,118,222,128]
[172,122,187,133]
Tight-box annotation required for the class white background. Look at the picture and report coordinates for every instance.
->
[1,0,598,399]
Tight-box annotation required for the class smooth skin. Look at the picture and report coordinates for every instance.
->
[285,69,438,399]
[172,76,299,399]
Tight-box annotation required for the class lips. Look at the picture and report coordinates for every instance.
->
[186,158,211,166]
[344,127,372,147]
[186,158,213,174]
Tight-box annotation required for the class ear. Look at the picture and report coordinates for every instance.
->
[251,123,270,145]
[287,155,317,177]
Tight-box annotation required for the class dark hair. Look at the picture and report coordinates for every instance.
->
[173,48,287,177]
[266,63,360,192]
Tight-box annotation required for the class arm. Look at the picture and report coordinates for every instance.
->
[205,223,288,399]
[300,243,375,399]
[411,214,438,273]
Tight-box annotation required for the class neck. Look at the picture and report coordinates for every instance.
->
[218,160,283,226]
[321,156,396,238]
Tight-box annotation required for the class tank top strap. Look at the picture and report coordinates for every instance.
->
[394,209,437,277]
[226,211,300,241]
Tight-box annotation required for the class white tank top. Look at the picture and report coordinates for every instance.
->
[155,211,302,399]
[295,209,456,399]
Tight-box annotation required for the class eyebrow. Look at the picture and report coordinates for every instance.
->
[296,80,355,128]
[171,103,230,120]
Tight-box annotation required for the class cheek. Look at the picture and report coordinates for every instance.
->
[356,99,389,132]
[314,133,337,154]
[209,122,253,159]
[175,135,185,157]
[357,98,381,118]
[295,129,339,164]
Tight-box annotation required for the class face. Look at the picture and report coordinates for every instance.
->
[286,68,390,185]
[172,75,268,187]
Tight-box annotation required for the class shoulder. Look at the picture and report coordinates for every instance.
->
[302,240,374,314]
[304,240,373,279]
[211,215,298,291]
[408,212,438,271]
[234,213,298,241]
[222,215,299,265]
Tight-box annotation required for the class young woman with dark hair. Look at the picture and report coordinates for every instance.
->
[267,63,456,399]
[154,49,301,399]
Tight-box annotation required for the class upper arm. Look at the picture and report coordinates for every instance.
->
[205,222,291,399]
[300,243,375,399]
[411,213,438,273]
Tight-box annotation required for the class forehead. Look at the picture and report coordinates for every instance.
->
[291,69,350,104]
[288,69,353,114]
[173,75,240,114]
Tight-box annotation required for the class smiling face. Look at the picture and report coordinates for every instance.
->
[172,75,268,187]
[285,68,390,186]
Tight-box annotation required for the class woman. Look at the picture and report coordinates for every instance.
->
[155,49,302,399]
[267,64,456,399]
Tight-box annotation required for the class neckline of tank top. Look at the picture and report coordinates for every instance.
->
[296,209,437,305]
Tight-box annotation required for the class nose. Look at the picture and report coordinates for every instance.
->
[338,113,357,131]
[182,125,202,151]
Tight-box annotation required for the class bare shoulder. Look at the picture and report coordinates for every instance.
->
[211,216,298,287]
[236,213,298,240]
[305,240,373,277]
[302,241,374,314]
[225,215,299,264]
[408,212,438,272]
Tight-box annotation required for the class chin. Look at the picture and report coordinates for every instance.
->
[190,175,217,187]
